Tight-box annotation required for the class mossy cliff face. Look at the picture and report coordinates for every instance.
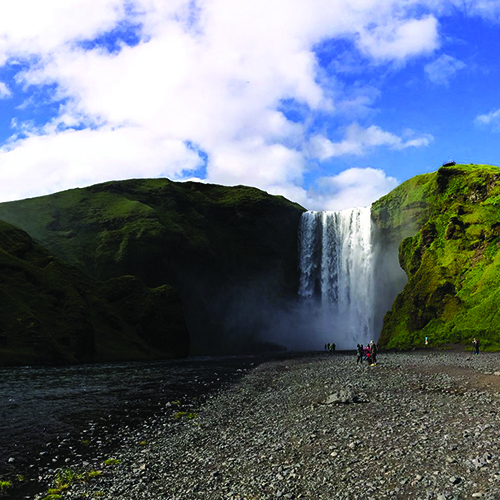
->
[0,220,189,366]
[372,164,500,350]
[0,179,305,355]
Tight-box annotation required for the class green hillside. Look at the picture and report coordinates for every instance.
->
[0,178,305,356]
[0,220,189,366]
[372,163,500,351]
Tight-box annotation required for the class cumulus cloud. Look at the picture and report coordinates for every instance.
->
[357,15,439,62]
[0,0,443,209]
[0,0,125,65]
[0,127,202,202]
[307,167,399,211]
[425,54,466,84]
[310,124,433,159]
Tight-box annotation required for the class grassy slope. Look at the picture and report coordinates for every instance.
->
[0,179,304,284]
[0,220,189,366]
[372,164,500,351]
[0,178,305,355]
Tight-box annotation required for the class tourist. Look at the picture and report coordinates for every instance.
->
[473,338,480,355]
[364,344,371,364]
[425,336,428,346]
[356,344,364,364]
[370,340,377,366]
[331,342,336,353]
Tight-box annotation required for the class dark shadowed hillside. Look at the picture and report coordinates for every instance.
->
[0,220,189,366]
[0,179,305,356]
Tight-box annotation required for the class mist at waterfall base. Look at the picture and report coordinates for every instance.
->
[268,207,407,351]
[185,206,406,354]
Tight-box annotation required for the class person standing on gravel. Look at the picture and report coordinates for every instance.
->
[473,338,480,355]
[364,344,370,364]
[370,340,377,366]
[356,344,364,364]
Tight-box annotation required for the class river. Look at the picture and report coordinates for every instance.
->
[0,353,289,495]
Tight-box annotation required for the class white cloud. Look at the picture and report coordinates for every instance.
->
[462,0,500,19]
[0,0,125,65]
[474,108,500,129]
[307,167,399,211]
[357,15,439,62]
[0,126,202,202]
[0,0,445,209]
[0,82,10,98]
[425,54,465,84]
[310,124,433,159]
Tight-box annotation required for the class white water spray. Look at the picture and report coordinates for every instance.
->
[298,208,376,348]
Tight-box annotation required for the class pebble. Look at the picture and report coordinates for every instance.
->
[21,351,500,500]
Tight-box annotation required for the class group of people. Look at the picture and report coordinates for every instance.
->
[324,342,336,353]
[324,338,481,361]
[356,340,377,366]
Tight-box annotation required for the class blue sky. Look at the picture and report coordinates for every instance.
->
[1,1,500,210]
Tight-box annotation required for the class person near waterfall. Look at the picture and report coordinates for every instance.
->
[364,344,371,364]
[473,338,480,355]
[369,340,377,366]
[356,344,364,364]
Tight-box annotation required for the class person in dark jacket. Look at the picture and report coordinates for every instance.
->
[369,340,377,366]
[473,338,480,355]
[356,344,364,364]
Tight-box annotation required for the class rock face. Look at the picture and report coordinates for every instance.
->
[0,178,305,357]
[372,163,500,350]
[0,220,189,366]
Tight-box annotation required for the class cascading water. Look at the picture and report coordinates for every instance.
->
[298,207,376,348]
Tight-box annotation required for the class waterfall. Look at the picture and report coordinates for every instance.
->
[298,207,375,348]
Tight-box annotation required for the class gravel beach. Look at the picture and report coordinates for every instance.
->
[21,351,500,499]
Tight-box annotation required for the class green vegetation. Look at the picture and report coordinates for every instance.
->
[0,480,12,491]
[39,468,103,500]
[0,177,304,361]
[103,458,121,466]
[373,164,500,350]
[0,219,189,366]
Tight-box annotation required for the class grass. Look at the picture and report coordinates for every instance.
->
[38,468,103,500]
[103,458,121,466]
[0,218,189,367]
[0,176,304,365]
[0,480,12,491]
[375,163,500,350]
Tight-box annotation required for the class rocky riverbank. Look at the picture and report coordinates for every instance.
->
[16,351,500,499]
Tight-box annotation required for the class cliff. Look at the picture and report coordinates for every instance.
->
[0,179,305,358]
[372,163,500,350]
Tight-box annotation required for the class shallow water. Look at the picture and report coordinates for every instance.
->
[0,354,271,481]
